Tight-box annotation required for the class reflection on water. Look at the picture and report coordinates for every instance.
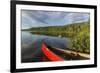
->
[21,31,70,63]
[22,31,69,49]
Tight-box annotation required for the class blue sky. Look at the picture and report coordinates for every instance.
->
[21,10,89,29]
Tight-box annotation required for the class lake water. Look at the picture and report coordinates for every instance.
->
[21,31,70,63]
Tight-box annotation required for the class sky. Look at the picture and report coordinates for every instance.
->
[21,10,89,29]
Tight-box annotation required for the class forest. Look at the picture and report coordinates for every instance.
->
[22,21,90,54]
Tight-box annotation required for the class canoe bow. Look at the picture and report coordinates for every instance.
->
[41,43,64,61]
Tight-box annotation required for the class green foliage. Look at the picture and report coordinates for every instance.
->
[67,22,90,54]
[68,29,90,53]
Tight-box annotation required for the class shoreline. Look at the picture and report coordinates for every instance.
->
[47,45,90,59]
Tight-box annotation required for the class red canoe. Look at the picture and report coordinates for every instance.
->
[41,43,64,61]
